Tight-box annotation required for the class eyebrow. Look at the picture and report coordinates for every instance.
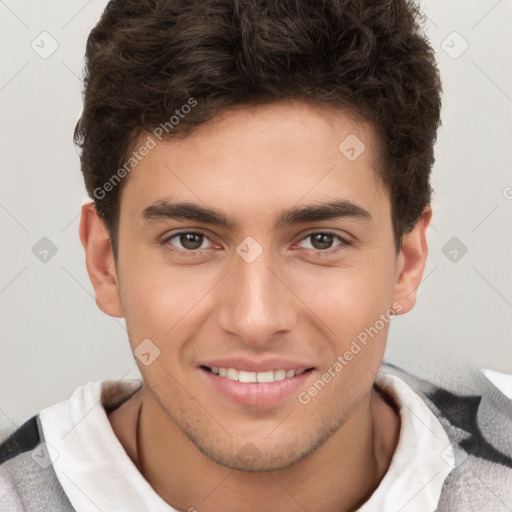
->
[141,199,372,229]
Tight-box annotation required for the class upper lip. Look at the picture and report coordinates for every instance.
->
[200,357,314,373]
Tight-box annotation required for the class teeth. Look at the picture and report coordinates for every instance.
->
[226,368,238,380]
[273,369,286,381]
[256,370,274,383]
[238,371,257,383]
[210,367,305,383]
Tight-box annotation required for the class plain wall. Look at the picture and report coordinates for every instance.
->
[1,0,511,434]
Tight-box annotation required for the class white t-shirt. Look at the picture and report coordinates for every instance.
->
[38,371,455,512]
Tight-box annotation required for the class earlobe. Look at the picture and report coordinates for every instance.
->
[79,203,124,318]
[392,206,432,315]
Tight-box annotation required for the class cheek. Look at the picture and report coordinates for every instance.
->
[118,257,220,348]
[289,260,396,391]
[295,259,396,338]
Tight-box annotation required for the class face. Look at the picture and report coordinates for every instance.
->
[83,98,429,472]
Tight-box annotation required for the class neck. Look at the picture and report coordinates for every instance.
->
[133,386,399,512]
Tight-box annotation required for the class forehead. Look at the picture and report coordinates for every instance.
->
[119,99,388,222]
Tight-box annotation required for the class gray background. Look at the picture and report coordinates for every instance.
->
[1,0,511,433]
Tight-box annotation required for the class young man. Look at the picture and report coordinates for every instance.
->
[1,0,511,511]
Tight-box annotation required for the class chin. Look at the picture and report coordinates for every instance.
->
[199,444,310,472]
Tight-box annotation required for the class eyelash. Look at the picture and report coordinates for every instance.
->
[161,230,350,257]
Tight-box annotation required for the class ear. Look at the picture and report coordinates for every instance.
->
[79,203,124,318]
[392,206,432,315]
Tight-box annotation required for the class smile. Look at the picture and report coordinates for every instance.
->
[199,365,315,407]
[202,366,308,383]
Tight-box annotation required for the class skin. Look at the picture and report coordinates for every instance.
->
[80,98,431,512]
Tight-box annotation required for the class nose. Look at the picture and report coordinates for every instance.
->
[216,246,298,347]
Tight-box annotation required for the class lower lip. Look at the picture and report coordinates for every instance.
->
[200,367,314,407]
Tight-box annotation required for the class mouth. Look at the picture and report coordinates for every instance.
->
[200,365,313,383]
[199,364,315,407]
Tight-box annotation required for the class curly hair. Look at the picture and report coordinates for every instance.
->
[74,0,442,254]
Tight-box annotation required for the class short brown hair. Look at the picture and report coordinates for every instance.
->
[74,0,442,254]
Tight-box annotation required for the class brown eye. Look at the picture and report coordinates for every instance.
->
[179,233,204,250]
[297,231,348,252]
[310,233,334,250]
[165,231,211,252]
